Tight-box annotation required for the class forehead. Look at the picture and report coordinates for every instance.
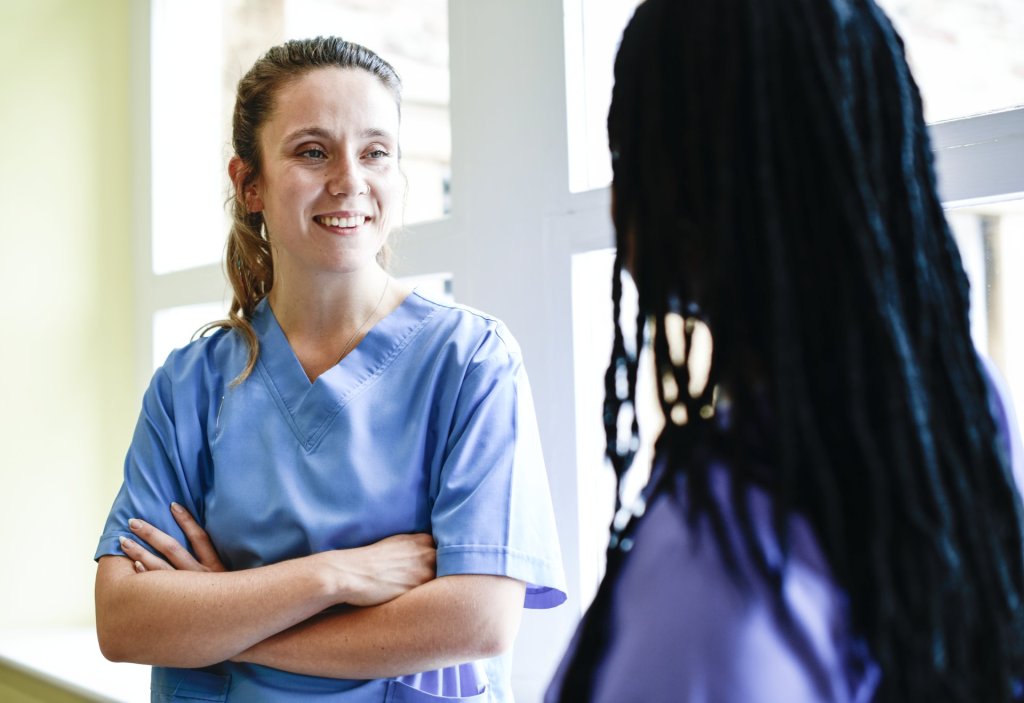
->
[265,67,400,141]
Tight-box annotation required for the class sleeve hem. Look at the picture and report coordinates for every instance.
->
[94,533,130,562]
[436,544,568,609]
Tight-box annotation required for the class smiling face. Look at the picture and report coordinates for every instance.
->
[244,67,403,279]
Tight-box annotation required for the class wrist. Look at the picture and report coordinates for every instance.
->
[309,550,354,605]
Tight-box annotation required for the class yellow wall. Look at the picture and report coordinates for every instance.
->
[0,0,135,626]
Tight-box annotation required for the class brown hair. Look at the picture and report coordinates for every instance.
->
[205,36,402,382]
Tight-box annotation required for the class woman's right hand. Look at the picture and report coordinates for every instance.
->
[324,533,437,607]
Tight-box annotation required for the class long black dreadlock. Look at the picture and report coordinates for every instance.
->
[558,0,1024,700]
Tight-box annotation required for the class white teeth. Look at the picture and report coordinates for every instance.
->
[319,215,366,228]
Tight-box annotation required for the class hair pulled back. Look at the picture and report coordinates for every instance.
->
[207,36,401,381]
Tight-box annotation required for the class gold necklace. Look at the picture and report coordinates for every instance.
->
[337,276,390,363]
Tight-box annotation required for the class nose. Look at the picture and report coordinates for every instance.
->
[327,154,368,197]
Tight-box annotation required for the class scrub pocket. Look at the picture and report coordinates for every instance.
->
[385,680,490,702]
[151,668,230,702]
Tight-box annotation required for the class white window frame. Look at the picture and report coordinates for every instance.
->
[931,107,1024,206]
[130,1,1024,699]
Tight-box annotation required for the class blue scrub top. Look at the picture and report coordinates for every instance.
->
[96,291,567,702]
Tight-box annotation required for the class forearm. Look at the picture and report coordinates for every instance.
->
[236,574,526,679]
[95,554,335,667]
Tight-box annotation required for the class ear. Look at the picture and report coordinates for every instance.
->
[228,156,264,213]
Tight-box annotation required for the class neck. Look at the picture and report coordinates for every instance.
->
[268,264,390,338]
[267,264,410,382]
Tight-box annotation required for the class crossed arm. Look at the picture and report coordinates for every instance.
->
[95,506,525,679]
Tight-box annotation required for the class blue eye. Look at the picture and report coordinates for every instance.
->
[368,149,390,159]
[301,148,327,159]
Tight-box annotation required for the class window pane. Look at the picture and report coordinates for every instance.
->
[152,302,228,371]
[877,0,1024,123]
[564,0,642,193]
[151,0,227,275]
[948,198,1024,438]
[571,249,659,608]
[151,0,451,274]
[571,249,617,607]
[400,271,454,304]
[563,0,1024,193]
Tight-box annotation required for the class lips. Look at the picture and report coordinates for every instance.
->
[315,214,368,228]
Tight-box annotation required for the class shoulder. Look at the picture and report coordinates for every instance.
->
[588,466,874,703]
[149,326,247,402]
[409,289,523,367]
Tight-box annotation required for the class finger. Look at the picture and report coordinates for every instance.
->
[128,517,203,571]
[119,535,173,572]
[134,560,146,573]
[169,502,226,572]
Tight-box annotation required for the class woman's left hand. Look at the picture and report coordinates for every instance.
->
[119,502,227,574]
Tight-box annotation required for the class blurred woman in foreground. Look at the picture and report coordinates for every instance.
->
[548,0,1024,700]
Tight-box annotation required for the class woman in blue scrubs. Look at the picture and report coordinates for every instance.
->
[94,37,565,702]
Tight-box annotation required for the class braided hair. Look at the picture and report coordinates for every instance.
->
[560,0,1024,700]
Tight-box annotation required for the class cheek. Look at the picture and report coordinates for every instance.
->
[375,172,406,217]
[266,171,317,208]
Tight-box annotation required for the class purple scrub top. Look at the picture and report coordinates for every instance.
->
[547,358,1023,702]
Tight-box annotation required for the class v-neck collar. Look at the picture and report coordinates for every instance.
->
[250,292,438,451]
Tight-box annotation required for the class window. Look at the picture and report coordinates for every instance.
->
[563,0,642,192]
[571,250,664,605]
[948,198,1024,413]
[876,0,1024,123]
[152,302,228,369]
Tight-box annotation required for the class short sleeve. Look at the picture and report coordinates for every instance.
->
[94,364,208,562]
[430,326,567,609]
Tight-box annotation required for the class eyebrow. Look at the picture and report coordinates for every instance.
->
[282,126,396,144]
